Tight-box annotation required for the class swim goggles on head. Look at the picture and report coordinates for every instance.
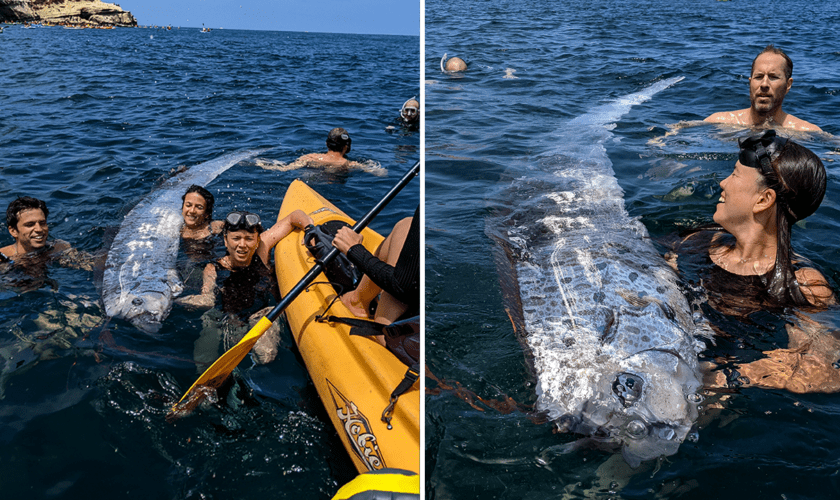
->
[738,129,788,176]
[225,211,261,231]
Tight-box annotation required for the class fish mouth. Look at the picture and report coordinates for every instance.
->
[128,311,164,334]
[620,426,685,468]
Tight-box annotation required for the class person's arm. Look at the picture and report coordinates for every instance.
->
[796,267,836,308]
[175,263,217,309]
[256,209,313,265]
[708,317,840,393]
[53,239,96,272]
[337,213,420,305]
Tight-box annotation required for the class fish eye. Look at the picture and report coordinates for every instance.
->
[613,373,644,407]
[687,393,704,404]
[626,420,647,439]
[132,298,143,306]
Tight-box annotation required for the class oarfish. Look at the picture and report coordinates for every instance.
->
[489,77,712,467]
[102,150,264,333]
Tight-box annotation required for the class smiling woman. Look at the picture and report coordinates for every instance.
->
[668,130,838,393]
[673,130,833,308]
[180,185,223,240]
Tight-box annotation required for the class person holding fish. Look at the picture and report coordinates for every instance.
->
[666,130,838,392]
[176,208,313,367]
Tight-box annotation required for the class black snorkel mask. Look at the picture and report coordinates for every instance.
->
[224,211,263,233]
[738,129,788,177]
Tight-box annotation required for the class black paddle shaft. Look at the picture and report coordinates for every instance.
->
[265,161,420,323]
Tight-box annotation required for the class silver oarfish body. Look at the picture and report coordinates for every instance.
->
[102,150,263,333]
[490,77,711,467]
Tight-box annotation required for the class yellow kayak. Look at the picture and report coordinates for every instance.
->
[275,179,420,475]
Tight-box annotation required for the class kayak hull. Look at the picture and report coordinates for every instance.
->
[275,179,420,474]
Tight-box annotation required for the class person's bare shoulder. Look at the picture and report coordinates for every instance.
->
[783,114,823,132]
[704,109,749,124]
[795,267,836,307]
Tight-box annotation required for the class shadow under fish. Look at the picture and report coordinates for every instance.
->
[486,77,714,467]
[101,149,266,333]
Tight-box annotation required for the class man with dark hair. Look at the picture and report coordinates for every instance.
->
[288,127,361,168]
[1,196,92,271]
[257,127,384,175]
[2,196,51,259]
[705,45,821,131]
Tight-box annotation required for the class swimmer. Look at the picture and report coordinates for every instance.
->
[440,53,467,73]
[670,130,832,307]
[667,131,838,392]
[1,196,93,272]
[285,128,365,170]
[400,97,420,125]
[705,45,822,132]
[176,209,313,365]
[181,185,223,240]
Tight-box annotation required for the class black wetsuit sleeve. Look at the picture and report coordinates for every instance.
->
[346,206,420,310]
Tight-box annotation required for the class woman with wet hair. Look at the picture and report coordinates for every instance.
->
[672,130,833,309]
[669,130,838,392]
[181,185,223,241]
[177,208,312,367]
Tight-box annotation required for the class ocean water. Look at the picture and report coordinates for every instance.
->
[425,0,840,499]
[0,25,419,498]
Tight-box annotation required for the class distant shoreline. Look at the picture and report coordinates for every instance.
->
[0,0,137,28]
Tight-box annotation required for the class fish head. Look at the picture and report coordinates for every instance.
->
[122,290,171,333]
[606,348,703,467]
[107,284,176,334]
[105,271,183,334]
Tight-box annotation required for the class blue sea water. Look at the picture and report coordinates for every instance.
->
[0,25,419,498]
[425,0,840,499]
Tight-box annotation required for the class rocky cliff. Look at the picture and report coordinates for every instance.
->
[0,0,137,27]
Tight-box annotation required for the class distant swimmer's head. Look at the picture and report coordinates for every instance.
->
[444,56,467,72]
[749,45,793,117]
[6,196,50,253]
[326,127,352,154]
[223,211,262,267]
[182,185,215,228]
[400,97,420,124]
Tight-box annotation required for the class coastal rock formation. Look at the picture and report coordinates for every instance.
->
[0,0,137,27]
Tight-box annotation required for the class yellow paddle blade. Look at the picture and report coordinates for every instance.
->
[168,316,274,418]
